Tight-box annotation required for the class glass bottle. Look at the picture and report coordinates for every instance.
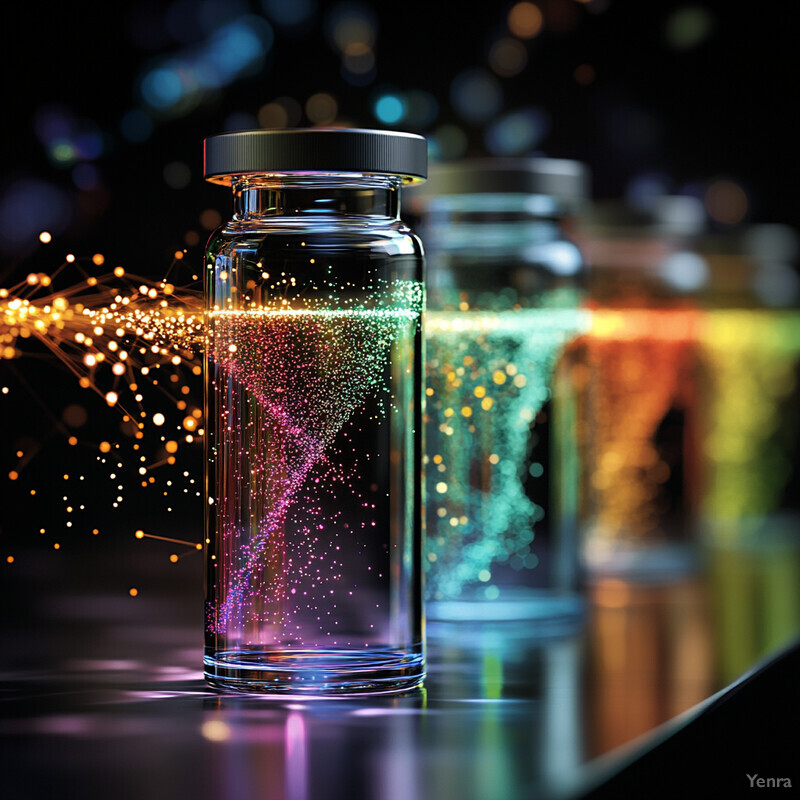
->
[202,129,426,695]
[410,158,590,628]
[575,197,706,579]
[696,224,800,683]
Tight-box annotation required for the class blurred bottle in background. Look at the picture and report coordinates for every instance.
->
[574,196,707,581]
[697,224,800,684]
[409,158,590,631]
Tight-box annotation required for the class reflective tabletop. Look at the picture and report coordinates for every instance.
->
[1,539,798,800]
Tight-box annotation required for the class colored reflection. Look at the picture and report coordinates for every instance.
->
[586,578,713,755]
[699,309,800,684]
[424,624,583,799]
[580,308,702,577]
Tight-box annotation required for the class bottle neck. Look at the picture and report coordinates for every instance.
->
[232,175,401,220]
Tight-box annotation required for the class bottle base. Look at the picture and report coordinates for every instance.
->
[427,587,585,633]
[204,647,425,697]
[583,542,699,582]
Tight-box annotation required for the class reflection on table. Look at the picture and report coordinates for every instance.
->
[2,541,798,800]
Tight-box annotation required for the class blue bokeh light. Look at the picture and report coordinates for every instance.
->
[485,107,549,155]
[141,67,185,109]
[374,94,405,124]
[450,68,502,124]
[140,16,273,113]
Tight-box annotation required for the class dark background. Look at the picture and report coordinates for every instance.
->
[0,0,797,581]
[2,0,797,272]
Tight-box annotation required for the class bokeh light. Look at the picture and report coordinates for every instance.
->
[488,38,528,78]
[305,93,338,125]
[485,107,549,155]
[507,2,543,39]
[258,97,303,129]
[705,179,748,225]
[402,90,439,129]
[327,1,377,54]
[450,69,503,124]
[373,93,405,125]
[431,124,468,161]
[139,16,274,116]
[665,6,714,50]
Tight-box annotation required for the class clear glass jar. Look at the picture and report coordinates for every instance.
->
[696,225,800,683]
[574,197,707,580]
[202,129,426,695]
[410,158,590,628]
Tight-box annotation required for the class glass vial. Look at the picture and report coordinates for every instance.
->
[202,129,426,695]
[697,225,800,683]
[411,158,590,628]
[575,197,706,580]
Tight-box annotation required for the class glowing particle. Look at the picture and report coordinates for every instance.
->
[54,543,60,550]
[66,254,75,263]
[152,413,166,426]
[92,529,99,535]
[165,440,178,454]
[492,370,506,385]
[513,374,527,388]
[436,482,448,494]
[135,530,145,539]
[169,554,179,563]
[99,441,111,453]
[129,588,138,597]
[39,231,52,244]
[474,385,486,398]
[113,266,125,278]
[489,454,500,465]
[461,406,472,417]
[105,392,119,406]
[8,471,18,481]
[92,254,105,266]
[478,569,491,582]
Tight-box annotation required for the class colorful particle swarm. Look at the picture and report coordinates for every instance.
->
[700,310,800,526]
[206,280,423,644]
[424,307,588,602]
[581,308,701,562]
[1,255,206,562]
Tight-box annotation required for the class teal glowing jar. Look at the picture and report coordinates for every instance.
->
[410,158,590,629]
[202,129,426,695]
